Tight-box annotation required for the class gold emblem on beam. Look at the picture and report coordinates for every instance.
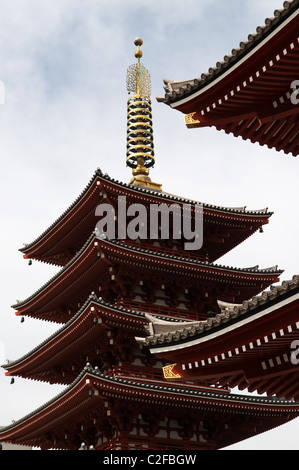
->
[185,112,201,128]
[163,363,182,380]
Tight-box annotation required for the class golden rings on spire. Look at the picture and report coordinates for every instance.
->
[125,39,162,190]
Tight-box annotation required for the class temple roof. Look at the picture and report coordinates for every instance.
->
[20,168,272,266]
[4,294,184,383]
[160,1,298,104]
[138,275,299,400]
[13,233,283,323]
[1,363,298,449]
[158,0,299,156]
[140,275,299,348]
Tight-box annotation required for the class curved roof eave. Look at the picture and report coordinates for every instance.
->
[20,168,272,260]
[159,0,299,107]
[140,274,299,352]
[3,296,185,375]
[1,364,298,447]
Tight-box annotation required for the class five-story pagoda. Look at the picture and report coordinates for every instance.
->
[0,39,299,451]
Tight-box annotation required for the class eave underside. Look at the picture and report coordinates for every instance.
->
[161,2,299,156]
[19,169,272,266]
[13,235,282,323]
[0,367,298,450]
[3,297,157,384]
[141,276,299,400]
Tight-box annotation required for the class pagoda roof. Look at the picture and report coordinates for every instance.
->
[0,364,298,449]
[4,295,184,384]
[13,233,282,323]
[158,0,299,156]
[20,168,272,266]
[14,233,105,323]
[138,275,299,400]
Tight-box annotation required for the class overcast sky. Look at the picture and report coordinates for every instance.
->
[0,0,298,450]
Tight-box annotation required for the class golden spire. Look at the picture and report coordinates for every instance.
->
[126,38,162,190]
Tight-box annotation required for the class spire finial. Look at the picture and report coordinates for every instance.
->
[134,38,143,96]
[126,38,151,98]
[134,37,143,59]
[126,39,162,191]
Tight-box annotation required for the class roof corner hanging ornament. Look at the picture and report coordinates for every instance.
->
[126,38,162,190]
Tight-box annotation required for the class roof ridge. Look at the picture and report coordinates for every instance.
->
[21,169,272,254]
[141,275,299,347]
[1,363,297,436]
[103,237,283,275]
[160,0,299,104]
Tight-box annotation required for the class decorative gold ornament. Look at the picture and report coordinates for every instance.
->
[162,363,182,380]
[185,112,201,128]
[126,38,162,190]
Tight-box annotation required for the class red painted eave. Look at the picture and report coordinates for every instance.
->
[1,367,299,449]
[20,170,273,266]
[12,234,105,323]
[13,235,282,323]
[20,172,104,266]
[0,372,94,448]
[144,277,299,399]
[163,3,299,156]
[4,299,147,382]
